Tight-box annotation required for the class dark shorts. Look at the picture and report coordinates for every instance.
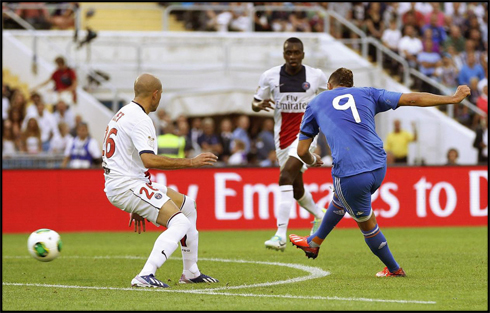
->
[332,165,387,222]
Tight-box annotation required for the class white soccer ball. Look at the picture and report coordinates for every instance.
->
[27,229,62,262]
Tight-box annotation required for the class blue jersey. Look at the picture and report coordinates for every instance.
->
[299,87,402,177]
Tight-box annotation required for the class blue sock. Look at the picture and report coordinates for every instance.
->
[362,224,399,273]
[307,199,345,246]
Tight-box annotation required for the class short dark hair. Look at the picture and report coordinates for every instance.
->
[328,67,354,87]
[284,37,303,51]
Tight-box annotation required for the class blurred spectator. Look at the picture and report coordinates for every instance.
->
[460,40,482,67]
[152,108,171,136]
[61,122,102,168]
[49,2,77,30]
[401,3,424,34]
[14,2,51,29]
[49,122,73,154]
[446,148,460,165]
[478,76,488,98]
[218,118,233,163]
[443,25,466,53]
[53,99,76,131]
[7,107,24,148]
[9,89,27,117]
[468,77,481,104]
[421,13,447,47]
[255,118,275,162]
[472,115,488,164]
[229,4,250,32]
[70,114,83,137]
[32,56,77,104]
[188,117,203,154]
[228,139,247,166]
[422,28,441,54]
[157,123,186,158]
[328,3,352,38]
[476,83,488,115]
[384,119,418,164]
[289,9,311,33]
[20,117,42,154]
[468,28,485,52]
[444,2,468,28]
[2,120,19,157]
[364,2,384,62]
[175,117,194,157]
[269,3,291,32]
[417,39,442,92]
[2,84,11,125]
[458,52,485,86]
[231,115,251,154]
[446,45,464,70]
[22,94,59,152]
[254,10,272,32]
[454,104,472,128]
[398,25,423,68]
[424,3,445,27]
[434,53,459,93]
[197,117,222,156]
[259,150,278,167]
[381,18,402,53]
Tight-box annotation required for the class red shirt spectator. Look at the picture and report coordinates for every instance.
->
[477,84,488,114]
[51,66,76,92]
[32,56,77,104]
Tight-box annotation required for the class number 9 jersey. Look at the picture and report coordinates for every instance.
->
[102,101,157,197]
[299,87,402,178]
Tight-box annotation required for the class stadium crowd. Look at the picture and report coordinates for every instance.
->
[2,2,488,167]
[168,2,488,127]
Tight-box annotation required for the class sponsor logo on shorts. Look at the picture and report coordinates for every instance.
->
[155,193,163,199]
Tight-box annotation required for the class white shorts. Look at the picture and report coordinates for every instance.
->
[276,136,318,173]
[106,182,170,227]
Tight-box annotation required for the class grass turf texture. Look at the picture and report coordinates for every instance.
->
[2,227,487,311]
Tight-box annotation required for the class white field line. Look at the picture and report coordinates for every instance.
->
[1,282,436,305]
[3,255,436,305]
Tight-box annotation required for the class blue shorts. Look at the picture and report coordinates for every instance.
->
[332,165,387,222]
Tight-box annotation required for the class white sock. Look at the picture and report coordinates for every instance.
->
[139,212,191,276]
[275,185,294,239]
[298,189,325,219]
[180,196,201,279]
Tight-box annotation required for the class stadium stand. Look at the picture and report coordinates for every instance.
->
[2,2,488,168]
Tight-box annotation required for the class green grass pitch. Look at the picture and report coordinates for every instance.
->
[2,226,487,311]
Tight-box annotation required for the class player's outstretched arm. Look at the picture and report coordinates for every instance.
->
[398,85,471,107]
[252,98,274,112]
[140,152,218,170]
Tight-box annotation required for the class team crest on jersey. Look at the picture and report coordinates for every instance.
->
[155,193,163,199]
[147,136,155,148]
[302,82,311,91]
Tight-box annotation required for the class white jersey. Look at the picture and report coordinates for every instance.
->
[254,64,328,150]
[102,101,157,196]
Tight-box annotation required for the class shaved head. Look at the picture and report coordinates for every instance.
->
[134,73,162,98]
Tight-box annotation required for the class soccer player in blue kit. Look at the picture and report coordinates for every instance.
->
[289,67,471,277]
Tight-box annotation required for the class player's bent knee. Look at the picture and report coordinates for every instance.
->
[167,212,191,233]
[180,196,197,225]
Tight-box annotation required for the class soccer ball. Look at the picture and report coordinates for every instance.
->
[27,229,62,262]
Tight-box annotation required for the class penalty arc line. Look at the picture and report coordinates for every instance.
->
[3,255,436,305]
